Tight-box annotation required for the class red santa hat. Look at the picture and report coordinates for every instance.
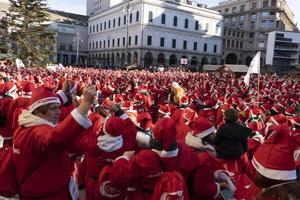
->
[247,121,263,133]
[285,106,296,116]
[137,112,152,130]
[182,109,197,124]
[113,94,124,104]
[249,107,263,120]
[121,100,133,110]
[260,103,272,112]
[153,117,177,151]
[3,81,17,97]
[29,87,61,113]
[22,81,35,94]
[103,117,124,137]
[189,116,216,139]
[269,114,287,125]
[252,125,297,181]
[291,116,300,127]
[179,96,189,106]
[271,105,283,114]
[158,105,170,116]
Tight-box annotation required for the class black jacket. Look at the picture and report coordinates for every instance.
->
[215,122,253,160]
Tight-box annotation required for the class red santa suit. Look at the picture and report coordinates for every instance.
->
[75,113,137,200]
[0,82,17,145]
[184,116,225,200]
[13,87,92,200]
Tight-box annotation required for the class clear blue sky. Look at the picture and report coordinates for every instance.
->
[47,0,300,29]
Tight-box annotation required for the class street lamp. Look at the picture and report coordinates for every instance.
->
[123,0,135,66]
[73,32,83,66]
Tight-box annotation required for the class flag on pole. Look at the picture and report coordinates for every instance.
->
[244,52,261,86]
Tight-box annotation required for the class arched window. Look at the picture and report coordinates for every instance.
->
[149,11,153,22]
[161,13,166,24]
[118,17,121,26]
[124,15,126,25]
[129,13,133,23]
[173,16,177,26]
[185,18,189,29]
[136,11,140,22]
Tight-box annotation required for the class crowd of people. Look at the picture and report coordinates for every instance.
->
[0,63,299,200]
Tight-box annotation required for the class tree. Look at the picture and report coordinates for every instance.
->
[5,0,54,66]
[0,15,9,58]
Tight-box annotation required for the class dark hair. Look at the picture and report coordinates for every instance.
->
[224,109,238,123]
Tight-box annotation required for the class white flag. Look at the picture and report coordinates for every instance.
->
[244,52,261,86]
[15,58,25,69]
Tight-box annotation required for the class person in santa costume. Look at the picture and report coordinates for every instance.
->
[0,81,18,146]
[135,112,154,148]
[13,83,95,200]
[184,116,237,199]
[251,124,300,200]
[73,101,137,200]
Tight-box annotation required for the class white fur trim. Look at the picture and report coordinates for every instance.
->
[18,110,56,127]
[57,90,68,104]
[270,117,279,125]
[152,148,178,158]
[29,97,61,113]
[160,191,183,200]
[136,131,151,148]
[195,126,216,139]
[252,157,297,181]
[185,132,204,149]
[5,84,16,95]
[251,133,264,144]
[292,119,300,126]
[99,180,121,198]
[97,134,123,152]
[21,94,31,98]
[119,113,129,120]
[214,182,220,199]
[158,109,170,115]
[115,155,129,161]
[127,187,136,192]
[71,109,92,129]
[0,136,13,140]
[70,84,77,95]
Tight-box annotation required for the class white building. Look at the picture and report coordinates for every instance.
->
[48,10,89,66]
[266,31,300,72]
[88,0,224,67]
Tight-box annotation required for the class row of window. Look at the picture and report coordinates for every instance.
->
[225,30,244,38]
[145,36,218,52]
[220,0,277,14]
[89,36,218,53]
[224,39,244,49]
[89,11,140,34]
[89,35,139,49]
[148,12,213,32]
[225,11,276,24]
[89,11,219,34]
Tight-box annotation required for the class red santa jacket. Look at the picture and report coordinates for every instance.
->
[0,96,14,143]
[189,151,221,200]
[13,109,92,200]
